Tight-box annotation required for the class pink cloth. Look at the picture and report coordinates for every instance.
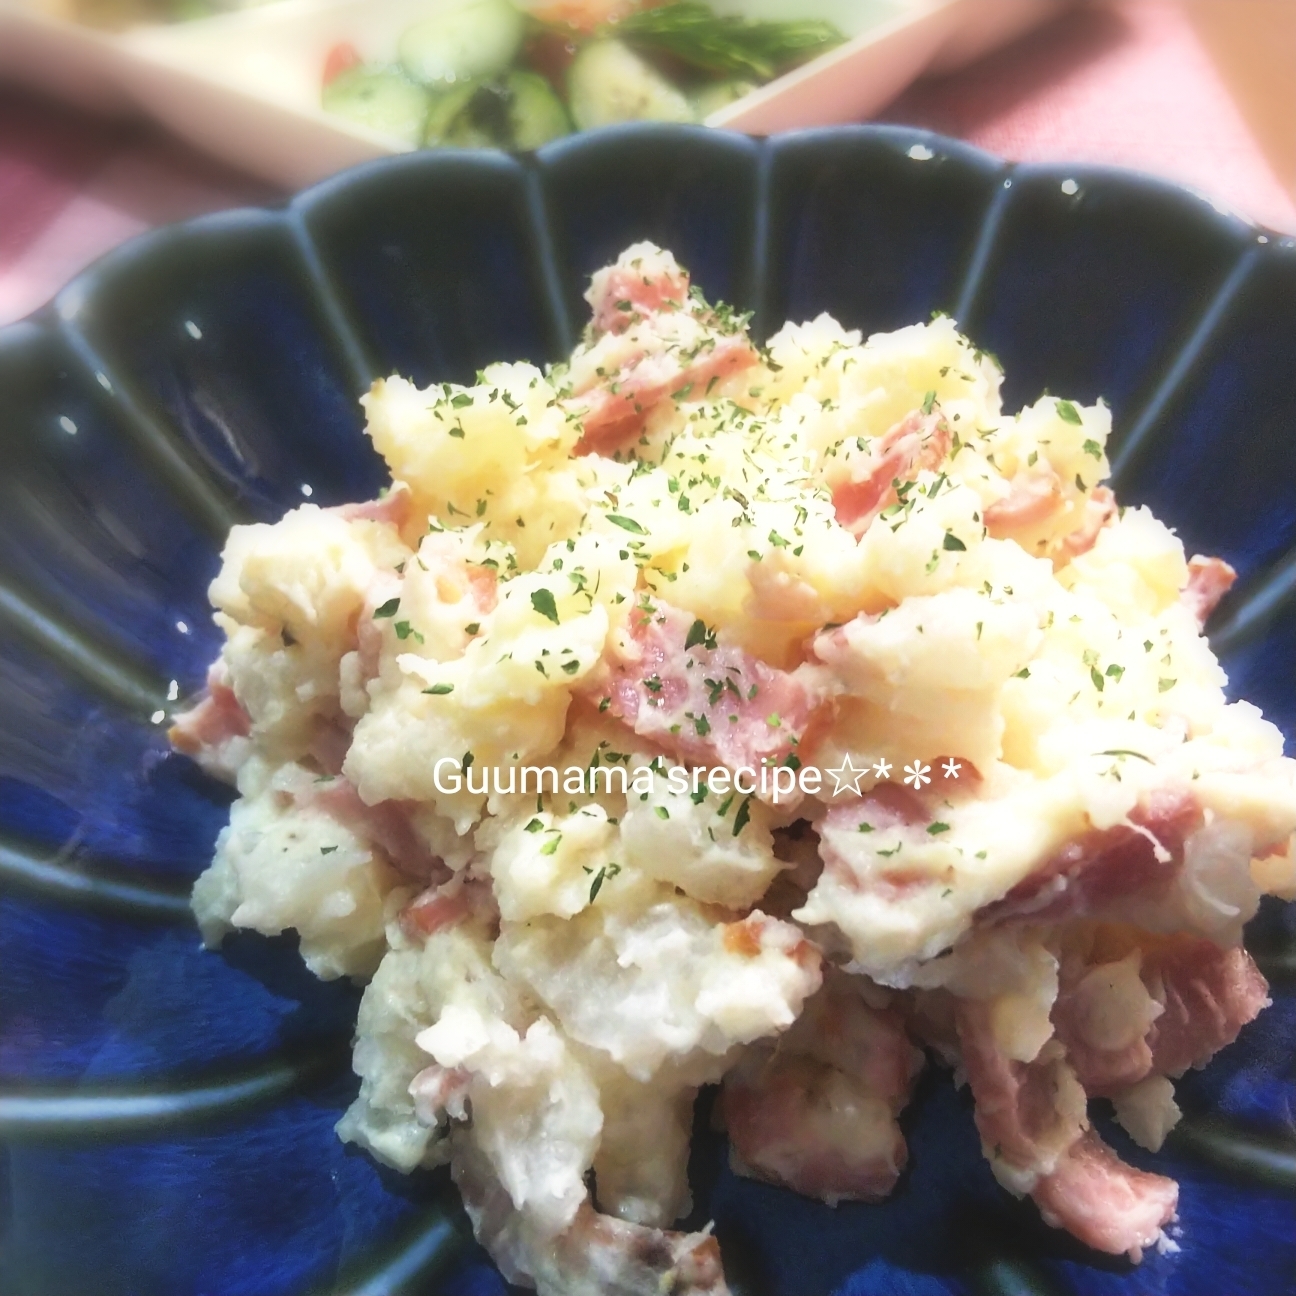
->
[0,89,271,325]
[0,0,1292,327]
[886,1,1296,234]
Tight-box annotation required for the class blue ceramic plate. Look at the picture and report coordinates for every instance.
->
[0,124,1293,1296]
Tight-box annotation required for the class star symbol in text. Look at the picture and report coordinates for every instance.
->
[826,753,868,796]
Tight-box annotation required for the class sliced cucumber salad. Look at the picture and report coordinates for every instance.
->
[567,39,693,131]
[321,0,844,152]
[424,71,571,149]
[322,68,430,147]
[398,0,524,85]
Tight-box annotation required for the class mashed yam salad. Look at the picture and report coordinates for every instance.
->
[174,243,1296,1294]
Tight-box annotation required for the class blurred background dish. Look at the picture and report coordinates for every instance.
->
[0,0,1067,185]
[15,0,281,30]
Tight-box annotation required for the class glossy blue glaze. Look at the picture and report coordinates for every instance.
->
[962,168,1256,423]
[761,127,1004,339]
[538,126,762,329]
[54,212,385,523]
[1116,244,1296,583]
[296,152,569,389]
[0,894,358,1083]
[0,124,1293,1296]
[0,626,228,873]
[0,325,221,685]
[0,1085,438,1296]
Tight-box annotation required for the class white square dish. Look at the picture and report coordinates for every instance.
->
[0,0,1065,203]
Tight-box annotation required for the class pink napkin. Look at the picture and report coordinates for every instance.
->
[0,90,270,324]
[0,0,1292,327]
[885,0,1296,233]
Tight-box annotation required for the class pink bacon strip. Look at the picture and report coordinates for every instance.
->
[1181,554,1236,628]
[976,789,1201,926]
[831,409,951,537]
[598,601,830,779]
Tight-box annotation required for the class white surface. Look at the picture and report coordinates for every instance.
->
[0,0,1066,188]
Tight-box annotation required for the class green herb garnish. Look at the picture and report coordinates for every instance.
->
[531,589,560,624]
[615,2,842,82]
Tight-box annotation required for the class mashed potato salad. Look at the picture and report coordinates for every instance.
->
[173,243,1296,1294]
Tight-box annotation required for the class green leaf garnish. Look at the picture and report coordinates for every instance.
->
[614,1,843,82]
[606,514,647,534]
[531,589,560,624]
[732,794,753,837]
[684,618,712,651]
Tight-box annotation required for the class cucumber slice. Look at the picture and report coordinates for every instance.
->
[323,67,429,146]
[423,72,571,150]
[423,83,486,146]
[398,0,524,86]
[567,39,694,131]
[505,70,572,150]
[691,79,758,119]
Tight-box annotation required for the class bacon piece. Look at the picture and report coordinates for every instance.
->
[831,783,929,832]
[523,28,579,93]
[565,245,761,455]
[549,1204,729,1296]
[1032,1130,1177,1260]
[788,971,922,1102]
[977,789,1201,925]
[170,672,250,751]
[831,409,951,537]
[812,788,944,902]
[169,664,252,781]
[955,999,1088,1175]
[600,601,830,780]
[987,476,1118,563]
[399,878,497,940]
[1059,485,1116,561]
[1181,554,1237,628]
[954,996,1180,1256]
[587,260,690,338]
[310,777,445,882]
[333,482,413,530]
[1053,936,1267,1099]
[722,974,922,1205]
[723,1052,910,1205]
[984,470,1064,539]
[571,334,759,455]
[1051,951,1160,1096]
[1143,939,1269,1077]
